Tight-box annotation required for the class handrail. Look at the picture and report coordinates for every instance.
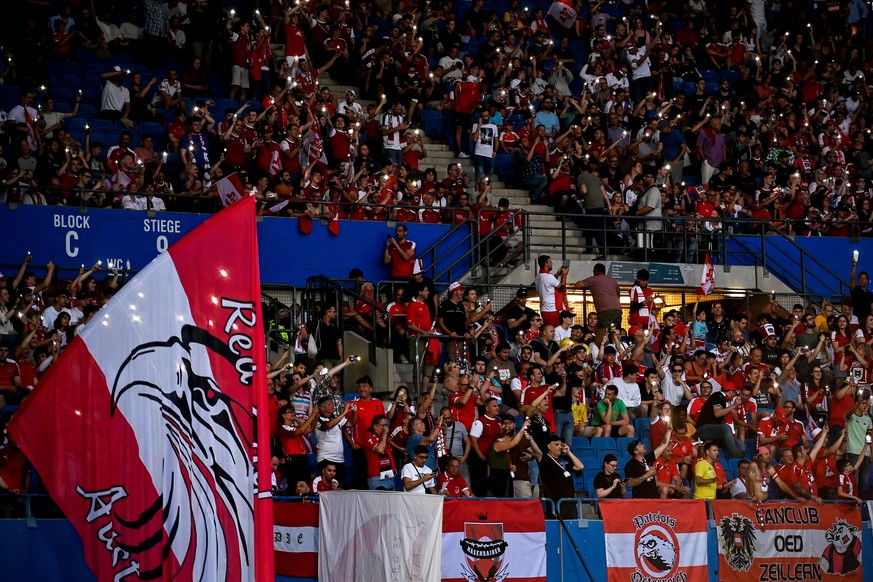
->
[417,220,478,287]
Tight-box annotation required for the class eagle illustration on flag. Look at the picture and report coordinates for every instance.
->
[9,197,273,582]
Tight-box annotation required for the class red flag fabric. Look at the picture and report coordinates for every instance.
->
[328,216,340,236]
[698,253,716,295]
[601,499,708,582]
[298,215,313,235]
[9,197,273,582]
[714,501,862,581]
[442,499,546,582]
[274,501,318,578]
[546,0,577,30]
[214,172,246,207]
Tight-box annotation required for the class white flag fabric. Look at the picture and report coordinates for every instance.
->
[213,172,245,207]
[547,0,577,29]
[318,491,442,581]
[699,253,716,295]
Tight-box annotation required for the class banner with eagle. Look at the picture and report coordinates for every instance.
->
[601,499,708,582]
[713,501,862,581]
[9,197,274,582]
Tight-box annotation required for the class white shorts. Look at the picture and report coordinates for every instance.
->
[231,65,250,88]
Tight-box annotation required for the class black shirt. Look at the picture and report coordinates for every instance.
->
[531,337,558,366]
[438,299,467,335]
[306,318,342,360]
[696,391,729,426]
[624,452,657,498]
[528,414,552,452]
[538,453,575,502]
[851,285,873,320]
[594,471,624,498]
[504,302,531,333]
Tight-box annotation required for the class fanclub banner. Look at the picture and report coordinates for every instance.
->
[713,501,863,581]
[442,499,547,582]
[273,501,318,578]
[601,499,709,582]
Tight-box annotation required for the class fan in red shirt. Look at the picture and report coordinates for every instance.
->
[654,448,689,498]
[437,457,473,497]
[449,378,482,431]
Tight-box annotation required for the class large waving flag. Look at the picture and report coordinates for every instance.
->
[9,197,273,582]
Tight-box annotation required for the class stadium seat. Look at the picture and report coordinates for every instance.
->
[421,110,443,139]
[571,436,590,449]
[615,436,635,454]
[591,436,616,456]
[633,417,651,435]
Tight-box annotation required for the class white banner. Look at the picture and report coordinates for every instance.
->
[318,491,442,581]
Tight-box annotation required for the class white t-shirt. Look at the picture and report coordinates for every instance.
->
[472,122,498,157]
[315,416,347,463]
[605,377,641,407]
[535,271,561,312]
[381,113,404,151]
[101,82,130,113]
[554,325,572,343]
[401,462,436,494]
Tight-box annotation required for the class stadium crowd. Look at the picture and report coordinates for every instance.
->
[0,0,869,244]
[0,0,872,517]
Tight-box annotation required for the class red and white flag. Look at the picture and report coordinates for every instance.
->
[443,499,546,582]
[547,0,577,30]
[601,499,708,582]
[274,501,318,578]
[698,253,716,295]
[299,124,328,170]
[214,172,246,207]
[9,197,274,582]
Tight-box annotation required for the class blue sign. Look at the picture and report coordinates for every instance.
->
[0,206,469,286]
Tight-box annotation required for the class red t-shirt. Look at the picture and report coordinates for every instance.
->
[521,385,555,430]
[813,455,839,490]
[363,431,396,478]
[471,415,502,457]
[654,458,680,484]
[670,437,695,464]
[449,391,478,431]
[788,460,817,496]
[438,472,471,497]
[351,398,385,445]
[278,424,309,456]
[388,239,416,278]
[406,300,432,335]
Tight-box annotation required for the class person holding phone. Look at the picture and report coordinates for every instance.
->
[535,255,568,328]
[402,444,438,494]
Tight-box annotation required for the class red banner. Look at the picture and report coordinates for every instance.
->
[442,500,546,582]
[601,499,708,582]
[713,501,863,581]
[274,501,318,578]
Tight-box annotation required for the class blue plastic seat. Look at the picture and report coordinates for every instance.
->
[591,436,617,456]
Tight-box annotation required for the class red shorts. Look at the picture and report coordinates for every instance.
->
[541,311,560,327]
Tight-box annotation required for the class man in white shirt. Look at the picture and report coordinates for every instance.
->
[535,255,568,328]
[315,396,352,485]
[402,445,437,494]
[99,68,131,122]
[438,45,464,81]
[554,311,574,343]
[606,364,645,421]
[153,69,184,110]
[42,291,73,329]
[337,90,364,123]
[381,101,408,166]
[471,109,498,182]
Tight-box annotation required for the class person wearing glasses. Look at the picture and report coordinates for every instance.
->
[594,454,625,499]
[402,445,438,494]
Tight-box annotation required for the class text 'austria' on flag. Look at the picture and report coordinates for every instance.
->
[9,196,274,582]
[601,499,708,582]
[547,0,578,30]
